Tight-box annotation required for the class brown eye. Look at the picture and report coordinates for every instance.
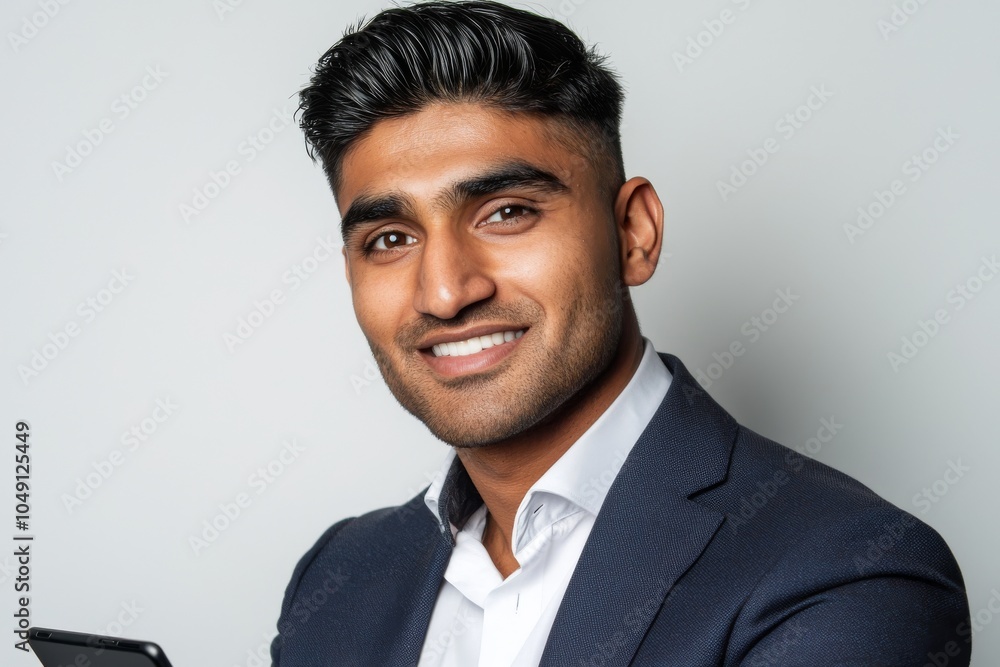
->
[372,231,416,251]
[485,205,536,224]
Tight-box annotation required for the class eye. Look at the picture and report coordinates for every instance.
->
[484,204,537,225]
[366,231,417,254]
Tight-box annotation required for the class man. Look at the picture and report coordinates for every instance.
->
[271,2,970,665]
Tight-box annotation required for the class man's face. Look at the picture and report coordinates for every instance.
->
[338,102,627,448]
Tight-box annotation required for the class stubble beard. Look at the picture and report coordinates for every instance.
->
[367,268,627,449]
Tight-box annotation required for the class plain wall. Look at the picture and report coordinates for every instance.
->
[1,0,997,664]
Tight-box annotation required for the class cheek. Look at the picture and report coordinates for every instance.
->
[351,269,410,343]
[488,226,599,312]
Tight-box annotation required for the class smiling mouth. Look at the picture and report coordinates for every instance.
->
[428,329,525,357]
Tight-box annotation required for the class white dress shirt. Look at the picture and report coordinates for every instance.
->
[418,337,672,666]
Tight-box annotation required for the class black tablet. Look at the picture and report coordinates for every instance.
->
[28,627,173,667]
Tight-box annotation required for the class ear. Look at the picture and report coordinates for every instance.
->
[613,177,665,287]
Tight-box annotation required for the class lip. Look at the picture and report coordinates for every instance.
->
[418,327,527,378]
[416,323,528,350]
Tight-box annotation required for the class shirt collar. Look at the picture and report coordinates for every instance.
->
[423,337,672,545]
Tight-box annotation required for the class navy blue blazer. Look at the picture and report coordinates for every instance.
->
[271,352,970,666]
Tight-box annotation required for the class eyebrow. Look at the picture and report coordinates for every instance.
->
[339,160,570,244]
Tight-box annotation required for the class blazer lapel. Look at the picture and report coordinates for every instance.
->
[388,451,484,666]
[385,527,453,666]
[539,353,739,667]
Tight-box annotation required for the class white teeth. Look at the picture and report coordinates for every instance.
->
[430,330,525,357]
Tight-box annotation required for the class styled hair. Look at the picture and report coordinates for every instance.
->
[297,0,626,202]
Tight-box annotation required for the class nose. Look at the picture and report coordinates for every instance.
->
[413,227,495,320]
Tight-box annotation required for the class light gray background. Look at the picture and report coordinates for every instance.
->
[1,0,997,664]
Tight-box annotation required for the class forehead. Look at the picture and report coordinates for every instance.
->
[337,102,594,211]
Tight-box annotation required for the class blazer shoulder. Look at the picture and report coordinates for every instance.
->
[281,491,434,588]
[271,493,438,664]
[706,423,967,589]
[726,422,900,515]
[702,425,970,662]
[275,515,356,621]
[719,427,967,609]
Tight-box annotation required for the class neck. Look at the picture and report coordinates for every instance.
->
[455,312,645,575]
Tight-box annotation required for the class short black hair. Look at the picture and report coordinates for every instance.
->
[297,0,626,203]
